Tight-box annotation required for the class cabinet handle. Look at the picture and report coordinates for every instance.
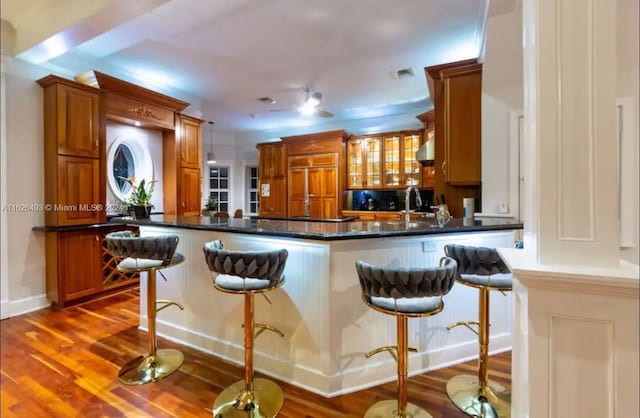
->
[442,161,447,174]
[94,138,98,149]
[95,235,100,242]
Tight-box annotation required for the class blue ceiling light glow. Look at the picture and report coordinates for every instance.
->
[128,67,180,92]
[17,33,70,64]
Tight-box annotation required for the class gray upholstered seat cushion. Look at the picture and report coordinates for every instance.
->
[106,231,179,266]
[369,296,442,314]
[203,240,288,292]
[354,258,457,315]
[214,274,279,291]
[458,273,513,289]
[117,253,184,271]
[444,244,512,290]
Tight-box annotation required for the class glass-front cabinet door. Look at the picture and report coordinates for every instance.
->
[383,135,401,188]
[347,139,364,188]
[403,134,422,186]
[364,137,381,188]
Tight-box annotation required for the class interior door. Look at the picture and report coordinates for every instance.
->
[289,168,307,217]
[308,168,322,218]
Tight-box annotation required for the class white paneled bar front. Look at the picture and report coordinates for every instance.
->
[136,226,517,396]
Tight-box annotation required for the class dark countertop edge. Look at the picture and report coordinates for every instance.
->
[254,215,361,223]
[32,222,130,232]
[115,219,524,241]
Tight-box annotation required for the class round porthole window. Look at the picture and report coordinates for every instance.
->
[107,137,154,203]
[113,143,135,195]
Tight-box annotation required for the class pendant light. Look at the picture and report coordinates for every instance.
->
[207,121,216,164]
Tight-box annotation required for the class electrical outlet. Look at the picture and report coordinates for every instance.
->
[422,241,436,253]
[498,203,509,214]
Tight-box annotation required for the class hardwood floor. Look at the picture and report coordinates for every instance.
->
[1,288,511,417]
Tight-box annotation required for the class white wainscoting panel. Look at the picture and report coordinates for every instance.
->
[138,226,518,396]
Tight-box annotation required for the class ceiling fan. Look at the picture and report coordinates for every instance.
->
[269,86,334,118]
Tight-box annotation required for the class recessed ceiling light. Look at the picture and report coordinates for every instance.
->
[257,97,277,104]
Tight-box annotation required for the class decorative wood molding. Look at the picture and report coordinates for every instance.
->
[36,75,100,94]
[93,71,189,112]
[424,58,478,100]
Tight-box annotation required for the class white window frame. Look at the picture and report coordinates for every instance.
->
[206,163,232,213]
[244,164,259,216]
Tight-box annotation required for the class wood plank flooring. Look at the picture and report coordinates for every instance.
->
[1,288,511,417]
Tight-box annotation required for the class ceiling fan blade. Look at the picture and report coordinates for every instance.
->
[268,108,294,112]
[314,108,334,118]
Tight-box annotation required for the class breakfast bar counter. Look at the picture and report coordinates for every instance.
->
[117,215,522,396]
[112,214,522,240]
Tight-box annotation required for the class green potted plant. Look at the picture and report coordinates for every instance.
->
[202,196,218,217]
[121,177,157,218]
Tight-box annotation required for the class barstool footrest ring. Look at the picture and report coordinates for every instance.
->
[156,300,184,312]
[241,323,285,339]
[365,345,418,362]
[447,320,481,335]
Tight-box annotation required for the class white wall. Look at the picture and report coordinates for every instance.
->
[106,123,164,213]
[2,58,51,316]
[480,0,523,217]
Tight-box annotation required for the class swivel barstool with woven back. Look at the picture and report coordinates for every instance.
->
[355,256,458,418]
[203,240,288,418]
[105,231,185,385]
[444,244,513,417]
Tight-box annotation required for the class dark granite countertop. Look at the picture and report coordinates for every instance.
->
[254,215,361,223]
[32,222,130,232]
[105,215,522,241]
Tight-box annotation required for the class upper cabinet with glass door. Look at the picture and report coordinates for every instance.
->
[382,130,423,188]
[347,130,422,190]
[402,133,422,186]
[347,136,382,189]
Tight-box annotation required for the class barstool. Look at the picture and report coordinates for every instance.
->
[105,231,185,385]
[444,244,513,417]
[355,257,458,418]
[203,240,288,418]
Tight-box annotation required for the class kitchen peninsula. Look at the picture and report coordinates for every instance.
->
[111,215,521,396]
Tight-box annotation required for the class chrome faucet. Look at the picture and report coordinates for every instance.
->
[404,185,422,223]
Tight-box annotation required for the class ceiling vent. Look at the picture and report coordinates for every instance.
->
[257,96,276,104]
[390,67,415,80]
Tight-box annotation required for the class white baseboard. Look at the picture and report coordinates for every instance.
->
[148,317,511,397]
[0,294,49,319]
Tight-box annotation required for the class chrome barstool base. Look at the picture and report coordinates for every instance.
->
[118,348,184,385]
[213,378,284,418]
[446,375,511,417]
[364,400,432,418]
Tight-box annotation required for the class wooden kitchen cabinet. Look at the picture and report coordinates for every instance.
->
[46,225,140,307]
[259,142,287,178]
[347,130,423,190]
[177,115,203,215]
[342,210,423,222]
[53,83,100,158]
[180,167,201,216]
[180,115,202,169]
[308,166,337,219]
[56,156,102,225]
[381,130,423,188]
[38,76,106,226]
[442,65,482,185]
[257,142,288,217]
[402,133,422,186]
[425,60,482,218]
[347,136,381,189]
[288,154,338,219]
